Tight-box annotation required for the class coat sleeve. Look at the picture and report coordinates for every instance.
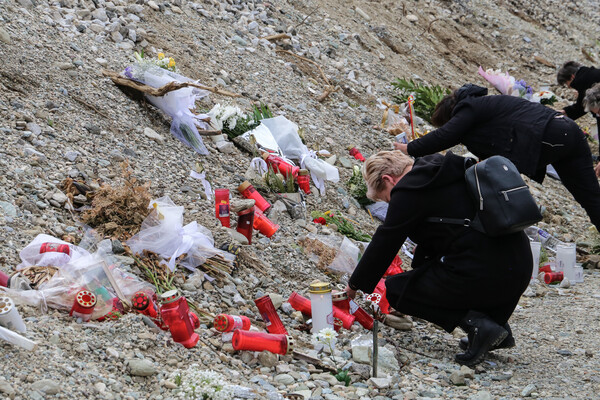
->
[407,104,477,157]
[563,90,587,120]
[348,190,422,294]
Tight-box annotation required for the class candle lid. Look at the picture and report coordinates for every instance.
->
[309,281,331,294]
[285,335,295,354]
[299,169,309,176]
[76,290,97,308]
[332,290,347,301]
[238,181,252,192]
[0,296,14,315]
[261,152,270,160]
[160,289,180,304]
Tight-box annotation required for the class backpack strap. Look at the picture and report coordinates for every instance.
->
[425,216,484,232]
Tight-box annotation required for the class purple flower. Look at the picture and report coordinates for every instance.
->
[124,66,133,79]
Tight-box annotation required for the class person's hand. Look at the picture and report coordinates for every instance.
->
[559,109,567,115]
[393,142,408,154]
[595,162,600,178]
[344,284,357,300]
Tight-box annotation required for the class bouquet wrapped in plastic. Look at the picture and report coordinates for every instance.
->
[123,54,210,154]
[478,66,558,105]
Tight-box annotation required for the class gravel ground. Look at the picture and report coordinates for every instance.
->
[1,0,600,399]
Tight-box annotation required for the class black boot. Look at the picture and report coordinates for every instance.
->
[455,311,508,366]
[458,323,515,351]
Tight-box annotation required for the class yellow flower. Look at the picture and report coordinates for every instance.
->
[157,53,165,60]
[168,57,176,68]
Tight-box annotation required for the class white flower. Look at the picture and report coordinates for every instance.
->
[313,327,337,346]
[170,366,235,400]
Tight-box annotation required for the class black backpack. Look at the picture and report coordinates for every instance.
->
[427,156,542,236]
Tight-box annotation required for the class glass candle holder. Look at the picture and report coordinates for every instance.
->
[309,281,334,333]
[529,241,541,280]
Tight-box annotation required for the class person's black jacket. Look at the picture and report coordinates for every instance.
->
[563,66,600,124]
[348,153,531,311]
[407,85,559,178]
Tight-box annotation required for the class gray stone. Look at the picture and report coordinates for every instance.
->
[338,157,353,169]
[17,0,34,8]
[460,365,475,379]
[143,127,164,143]
[268,293,284,309]
[449,370,466,386]
[521,383,536,397]
[30,379,61,395]
[368,377,391,389]
[230,198,255,213]
[52,191,68,205]
[111,31,123,43]
[0,201,17,217]
[216,140,236,154]
[91,8,108,22]
[0,28,10,44]
[148,1,159,11]
[126,359,157,376]
[274,373,295,385]
[468,391,494,400]
[0,380,15,397]
[258,351,278,367]
[377,347,400,375]
[406,14,418,22]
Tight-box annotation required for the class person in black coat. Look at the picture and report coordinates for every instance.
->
[557,62,600,144]
[345,150,532,366]
[394,84,600,233]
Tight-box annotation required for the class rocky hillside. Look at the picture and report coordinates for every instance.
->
[1,0,600,399]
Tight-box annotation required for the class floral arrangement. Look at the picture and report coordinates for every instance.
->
[478,66,558,105]
[391,78,450,123]
[311,210,372,242]
[171,367,234,400]
[348,165,373,206]
[532,90,559,106]
[313,328,351,386]
[131,50,177,72]
[208,103,273,139]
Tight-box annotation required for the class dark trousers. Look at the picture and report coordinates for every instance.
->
[537,116,600,232]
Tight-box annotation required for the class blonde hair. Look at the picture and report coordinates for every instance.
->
[362,150,414,201]
[583,82,600,112]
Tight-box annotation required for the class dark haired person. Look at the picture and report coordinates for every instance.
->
[394,84,600,232]
[557,61,600,134]
[345,150,531,366]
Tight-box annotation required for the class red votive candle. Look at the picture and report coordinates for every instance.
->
[297,169,311,194]
[544,271,564,284]
[214,314,251,332]
[238,181,271,212]
[214,189,231,227]
[254,295,287,335]
[70,289,97,322]
[232,330,294,355]
[253,207,279,238]
[160,290,199,348]
[236,208,255,244]
[262,152,300,179]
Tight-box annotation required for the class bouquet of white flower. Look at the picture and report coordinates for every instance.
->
[172,367,235,400]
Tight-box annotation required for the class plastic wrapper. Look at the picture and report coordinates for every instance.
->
[3,240,153,319]
[125,63,210,154]
[377,99,409,134]
[127,196,232,271]
[17,234,91,270]
[0,325,36,350]
[261,116,339,194]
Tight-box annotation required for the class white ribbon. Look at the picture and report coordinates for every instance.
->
[250,157,268,175]
[190,170,213,201]
[301,151,326,195]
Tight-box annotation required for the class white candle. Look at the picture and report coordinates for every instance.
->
[309,281,333,333]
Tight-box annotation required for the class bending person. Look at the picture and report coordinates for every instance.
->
[557,61,600,140]
[394,84,600,232]
[345,150,531,366]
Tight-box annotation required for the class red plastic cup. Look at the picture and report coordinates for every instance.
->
[40,242,71,255]
[544,271,564,284]
[262,152,299,179]
[253,207,279,238]
[160,290,199,348]
[254,295,287,335]
[348,147,365,162]
[297,169,311,194]
[214,314,251,332]
[70,289,97,322]
[236,208,255,244]
[238,181,271,212]
[214,189,231,228]
[232,330,294,355]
